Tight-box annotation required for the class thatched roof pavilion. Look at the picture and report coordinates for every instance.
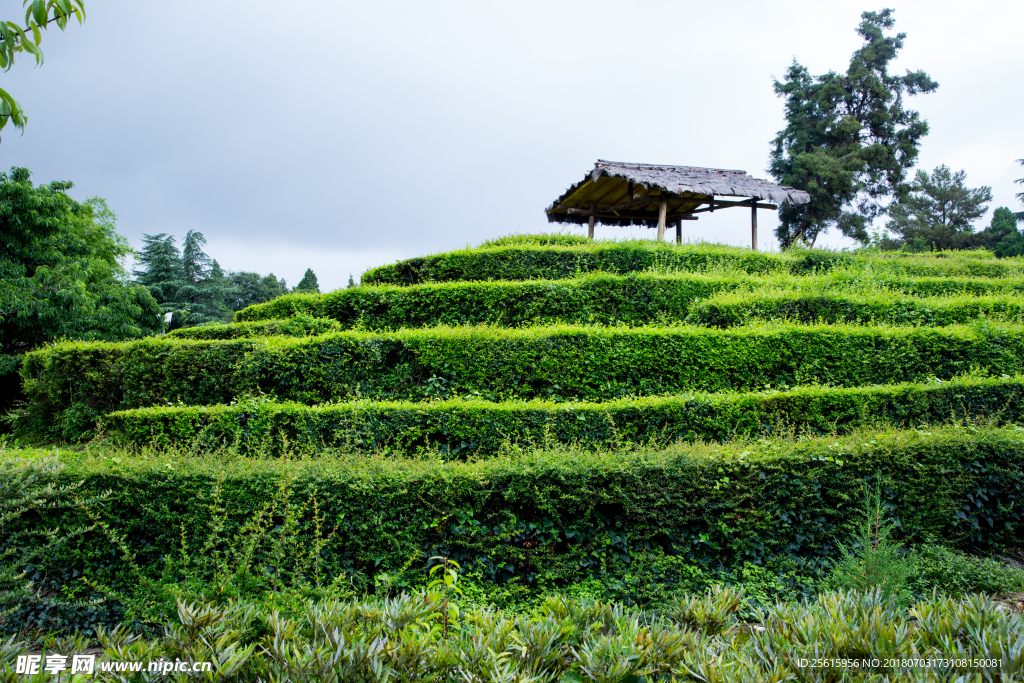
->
[545,160,811,250]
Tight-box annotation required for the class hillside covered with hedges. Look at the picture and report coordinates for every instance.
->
[9,236,1024,637]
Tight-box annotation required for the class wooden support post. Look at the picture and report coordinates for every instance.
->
[588,202,595,239]
[675,221,681,244]
[657,198,667,241]
[751,202,758,251]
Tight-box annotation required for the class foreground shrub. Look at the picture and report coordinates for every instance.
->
[19,323,1024,440]
[3,589,1023,681]
[101,376,1024,456]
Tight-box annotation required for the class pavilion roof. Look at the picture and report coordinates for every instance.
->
[545,160,811,227]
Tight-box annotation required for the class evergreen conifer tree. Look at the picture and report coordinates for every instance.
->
[174,231,233,326]
[135,230,233,327]
[134,234,184,307]
[294,268,320,293]
[884,165,992,250]
[769,10,938,246]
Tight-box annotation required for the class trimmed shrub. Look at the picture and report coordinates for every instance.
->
[20,323,1024,439]
[18,426,1024,616]
[361,241,1024,285]
[102,376,1024,456]
[166,315,341,340]
[237,273,1024,329]
[362,242,790,285]
[687,292,1024,327]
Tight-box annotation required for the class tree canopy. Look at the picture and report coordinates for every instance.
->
[0,1,86,138]
[0,167,161,373]
[134,231,234,328]
[769,9,938,247]
[975,207,1024,258]
[883,165,992,251]
[134,233,297,325]
[226,271,288,312]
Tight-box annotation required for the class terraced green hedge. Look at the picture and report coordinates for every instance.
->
[20,324,1024,439]
[236,273,1024,329]
[167,315,341,340]
[102,377,1024,455]
[25,426,1024,608]
[235,270,1024,329]
[687,292,1024,327]
[362,241,1024,285]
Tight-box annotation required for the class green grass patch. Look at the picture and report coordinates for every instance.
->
[101,376,1024,456]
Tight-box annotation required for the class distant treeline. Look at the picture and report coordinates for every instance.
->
[133,231,321,329]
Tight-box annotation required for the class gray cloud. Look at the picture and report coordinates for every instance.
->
[1,0,1021,290]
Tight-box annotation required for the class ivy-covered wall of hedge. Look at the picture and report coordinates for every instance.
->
[233,273,1024,329]
[101,377,1024,455]
[27,426,1024,613]
[361,243,1024,286]
[167,315,341,340]
[686,293,1024,327]
[20,323,1024,440]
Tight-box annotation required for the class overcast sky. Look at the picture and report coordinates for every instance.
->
[0,0,1020,291]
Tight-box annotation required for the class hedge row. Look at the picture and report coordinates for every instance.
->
[361,241,1024,285]
[101,376,1024,455]
[21,426,1024,616]
[234,272,1024,329]
[166,315,341,340]
[20,323,1024,440]
[687,292,1024,327]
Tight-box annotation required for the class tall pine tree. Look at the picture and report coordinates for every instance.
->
[135,230,233,327]
[174,230,232,326]
[769,10,938,247]
[884,165,992,250]
[294,268,320,293]
[133,234,184,308]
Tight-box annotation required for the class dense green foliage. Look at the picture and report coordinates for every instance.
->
[225,270,289,312]
[100,376,1024,456]
[362,241,1024,286]
[6,426,1024,626]
[769,10,938,246]
[5,589,1024,681]
[976,207,1024,258]
[20,323,1024,439]
[0,168,161,375]
[884,165,993,250]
